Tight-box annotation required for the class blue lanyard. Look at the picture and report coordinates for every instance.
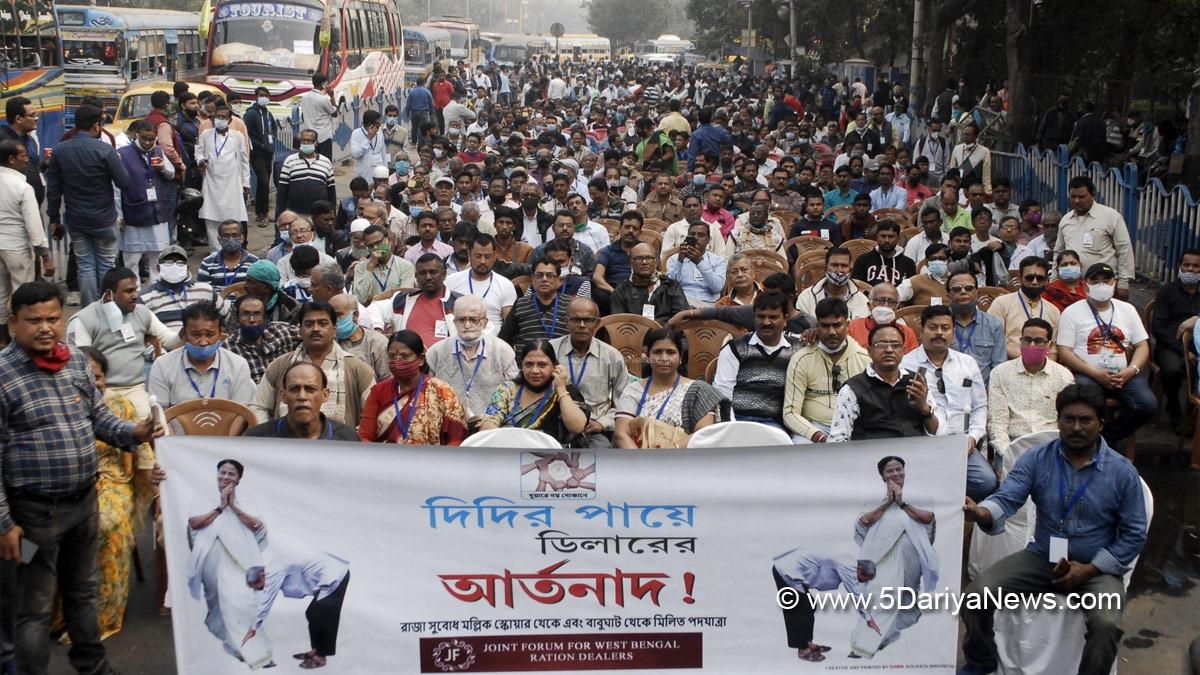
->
[567,351,588,387]
[372,263,392,292]
[454,341,485,394]
[954,316,977,352]
[391,374,426,441]
[185,354,219,399]
[1088,303,1115,342]
[635,374,680,420]
[363,129,377,150]
[276,417,333,439]
[213,131,230,158]
[1018,292,1043,320]
[1056,445,1098,527]
[505,383,553,427]
[221,258,245,287]
[537,293,561,336]
[163,285,190,306]
[467,272,493,298]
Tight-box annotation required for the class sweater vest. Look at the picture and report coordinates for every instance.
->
[729,335,799,424]
[844,371,926,440]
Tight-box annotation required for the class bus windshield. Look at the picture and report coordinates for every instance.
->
[493,45,525,63]
[211,2,323,73]
[404,41,425,65]
[445,29,468,50]
[62,38,122,70]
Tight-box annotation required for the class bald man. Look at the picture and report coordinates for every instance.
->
[243,362,361,440]
[609,243,691,323]
[847,283,920,353]
[330,293,389,380]
[549,298,630,447]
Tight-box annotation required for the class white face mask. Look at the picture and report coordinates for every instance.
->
[159,262,190,285]
[871,306,896,325]
[100,292,124,332]
[816,338,847,354]
[1087,282,1115,303]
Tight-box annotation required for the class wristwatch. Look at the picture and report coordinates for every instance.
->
[918,410,933,420]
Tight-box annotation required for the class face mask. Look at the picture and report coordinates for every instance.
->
[101,294,125,332]
[294,277,312,289]
[458,331,483,346]
[1087,282,1115,302]
[220,237,242,254]
[1020,344,1048,368]
[257,96,270,107]
[927,259,949,278]
[871,306,896,325]
[409,206,424,218]
[816,338,847,354]
[372,244,391,261]
[335,314,358,340]
[607,179,620,189]
[692,174,706,185]
[1021,285,1045,299]
[388,358,422,381]
[279,230,292,244]
[1057,265,1081,281]
[522,197,539,210]
[1178,271,1200,286]
[386,115,398,126]
[139,140,156,152]
[547,124,557,133]
[433,148,445,159]
[930,130,941,138]
[159,262,190,284]
[184,340,221,361]
[826,271,850,286]
[300,143,316,155]
[214,118,230,131]
[239,324,266,342]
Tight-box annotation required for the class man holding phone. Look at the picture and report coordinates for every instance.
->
[350,110,388,181]
[299,73,338,160]
[667,220,727,307]
[829,322,945,441]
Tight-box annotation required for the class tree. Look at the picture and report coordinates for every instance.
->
[586,0,669,51]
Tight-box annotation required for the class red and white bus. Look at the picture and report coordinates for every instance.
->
[202,0,405,111]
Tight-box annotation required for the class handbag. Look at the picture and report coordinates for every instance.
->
[628,417,689,449]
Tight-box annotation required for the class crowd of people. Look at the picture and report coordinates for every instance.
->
[0,54,1192,675]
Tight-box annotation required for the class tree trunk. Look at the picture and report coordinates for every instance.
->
[923,13,946,117]
[1004,0,1034,148]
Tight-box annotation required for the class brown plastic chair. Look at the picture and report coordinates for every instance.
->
[841,238,877,263]
[976,285,1011,311]
[900,226,920,245]
[217,281,246,301]
[823,205,852,222]
[597,313,659,376]
[637,228,663,253]
[680,319,744,380]
[163,399,258,437]
[772,209,801,229]
[796,260,826,290]
[796,248,828,268]
[659,246,680,273]
[852,279,872,293]
[597,218,620,242]
[872,208,912,226]
[740,248,788,276]
[511,275,532,296]
[703,357,719,384]
[784,235,832,255]
[894,304,928,328]
[642,218,670,233]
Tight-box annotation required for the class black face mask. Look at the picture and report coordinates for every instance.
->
[522,197,539,210]
[1021,286,1046,299]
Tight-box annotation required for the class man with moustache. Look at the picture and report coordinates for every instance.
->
[549,298,629,447]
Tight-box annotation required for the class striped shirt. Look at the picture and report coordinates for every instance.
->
[277,152,336,215]
[0,343,136,531]
[642,86,661,106]
[496,292,571,349]
[224,322,301,383]
[139,280,222,333]
[197,250,260,290]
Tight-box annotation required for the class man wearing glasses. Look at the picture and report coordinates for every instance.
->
[0,97,44,203]
[986,318,1075,455]
[945,270,1008,383]
[901,304,996,501]
[829,323,944,442]
[549,298,629,447]
[426,295,517,420]
[847,283,919,354]
[987,256,1062,358]
[782,298,870,443]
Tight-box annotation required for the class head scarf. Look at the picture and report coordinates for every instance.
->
[246,260,282,310]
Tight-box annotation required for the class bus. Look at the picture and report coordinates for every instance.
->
[56,6,204,125]
[1,0,64,147]
[402,25,449,85]
[204,0,405,112]
[419,16,478,65]
[480,32,531,66]
[620,34,692,63]
[551,33,609,62]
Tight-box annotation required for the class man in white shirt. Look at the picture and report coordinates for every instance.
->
[948,122,992,194]
[0,139,51,338]
[245,553,350,670]
[868,163,907,211]
[900,304,996,500]
[547,73,567,100]
[1053,175,1136,298]
[349,110,387,181]
[425,295,515,417]
[566,192,611,256]
[987,317,1075,456]
[298,73,338,160]
[443,233,516,336]
[1055,262,1154,446]
[796,248,869,319]
[713,292,802,431]
[666,220,727,306]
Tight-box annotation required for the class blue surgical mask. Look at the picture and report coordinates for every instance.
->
[184,340,221,361]
[279,230,291,243]
[1057,265,1081,281]
[257,96,270,107]
[300,143,316,155]
[395,160,410,174]
[239,324,267,342]
[928,259,949,277]
[409,206,424,218]
[335,314,358,340]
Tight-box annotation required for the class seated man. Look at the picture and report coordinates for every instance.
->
[148,302,256,407]
[140,244,221,332]
[987,317,1075,455]
[223,295,300,384]
[591,210,641,313]
[945,270,1007,384]
[497,257,573,349]
[848,283,919,354]
[403,211,454,265]
[782,297,870,443]
[444,232,517,333]
[280,245,320,303]
[851,221,916,287]
[829,323,945,441]
[351,225,416,305]
[713,292,802,431]
[540,239,593,299]
[609,243,691,323]
[796,247,870,320]
[1055,263,1154,447]
[1149,248,1200,429]
[330,293,390,381]
[961,384,1148,675]
[897,243,952,306]
[548,298,629,447]
[988,255,1061,359]
[244,361,361,440]
[532,210,597,277]
[368,253,460,346]
[666,220,728,307]
[198,219,260,290]
[900,305,996,501]
[425,295,517,418]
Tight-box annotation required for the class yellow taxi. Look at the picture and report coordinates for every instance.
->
[107,81,224,132]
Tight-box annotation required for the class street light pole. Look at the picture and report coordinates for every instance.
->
[740,0,753,73]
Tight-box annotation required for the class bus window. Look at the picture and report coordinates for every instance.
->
[128,38,139,79]
[327,23,342,77]
[62,39,121,68]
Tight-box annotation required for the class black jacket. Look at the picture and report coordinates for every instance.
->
[243,104,280,153]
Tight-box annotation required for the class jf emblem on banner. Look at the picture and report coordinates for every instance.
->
[159,435,966,673]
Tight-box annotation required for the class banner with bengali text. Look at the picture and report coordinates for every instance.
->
[159,435,966,673]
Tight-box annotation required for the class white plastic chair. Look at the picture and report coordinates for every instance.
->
[686,421,793,448]
[993,477,1153,675]
[460,427,563,449]
[968,430,1060,579]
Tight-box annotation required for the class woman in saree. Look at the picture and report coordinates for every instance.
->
[68,347,161,639]
[358,330,469,445]
[849,455,938,659]
[479,339,590,447]
[613,328,728,448]
[186,459,273,668]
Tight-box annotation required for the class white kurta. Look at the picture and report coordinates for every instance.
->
[197,128,250,223]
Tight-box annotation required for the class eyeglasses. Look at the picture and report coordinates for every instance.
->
[631,256,656,263]
[872,297,898,307]
[934,367,946,395]
[567,316,598,325]
[872,341,904,351]
[1019,337,1050,347]
[1022,274,1048,283]
[948,284,977,293]
[292,227,313,235]
[532,272,558,279]
[455,316,485,325]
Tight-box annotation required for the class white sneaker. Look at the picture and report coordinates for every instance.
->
[67,291,80,306]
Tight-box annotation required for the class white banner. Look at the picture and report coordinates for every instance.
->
[159,435,966,673]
